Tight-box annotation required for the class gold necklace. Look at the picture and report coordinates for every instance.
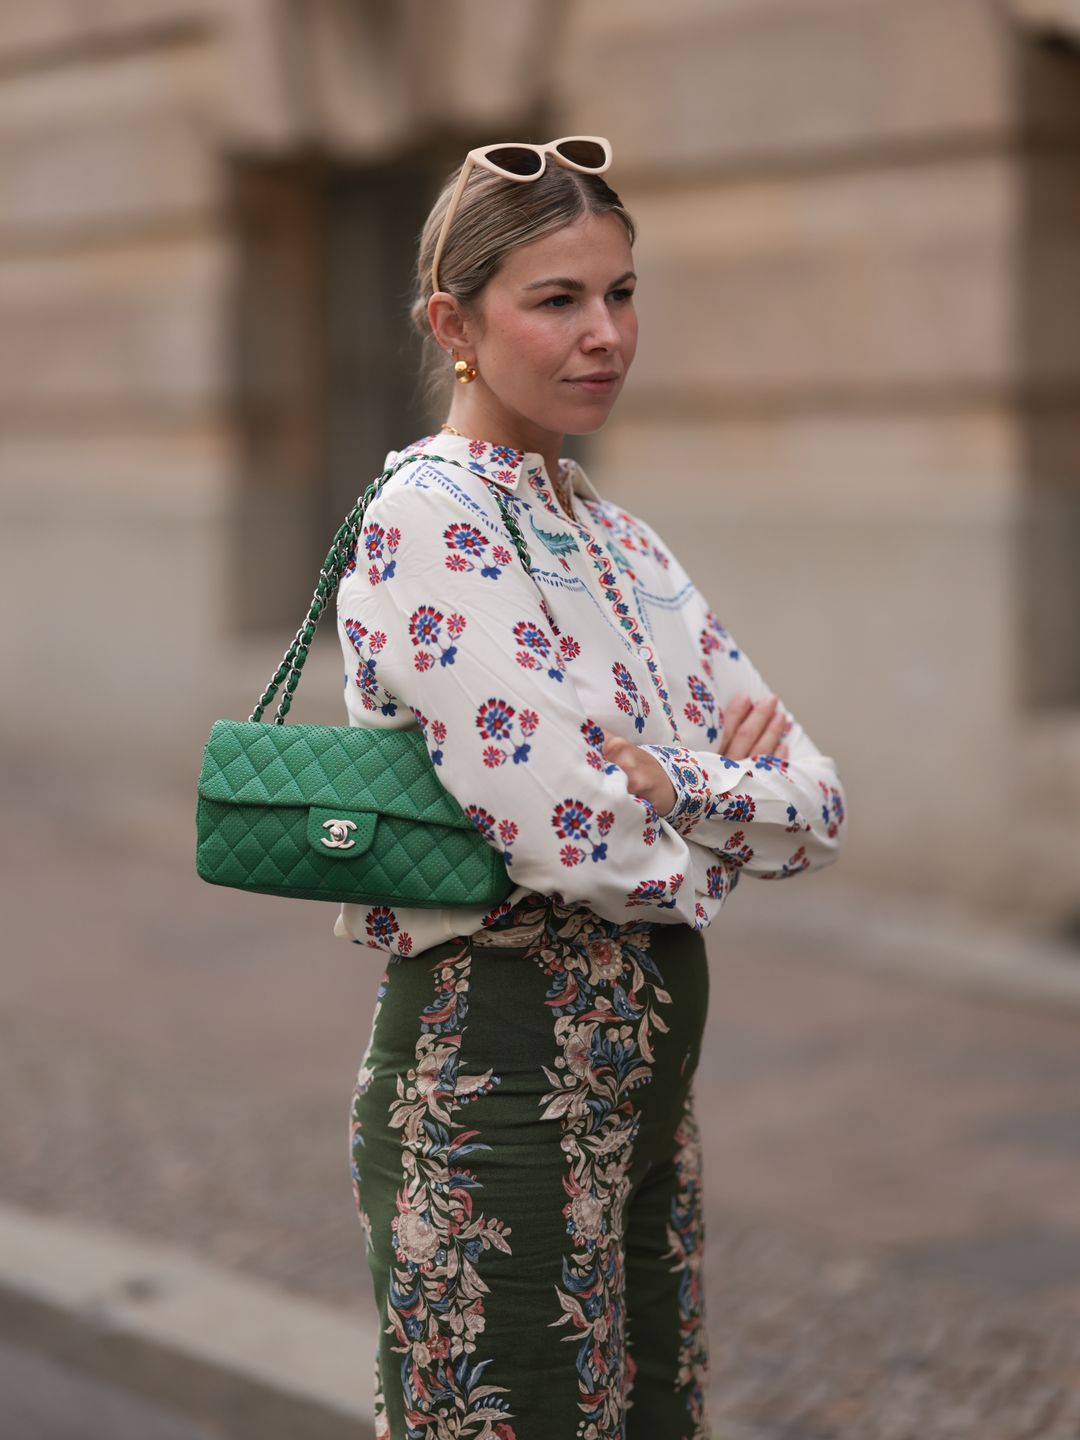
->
[440,422,467,437]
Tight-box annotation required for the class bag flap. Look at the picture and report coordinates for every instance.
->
[196,718,475,829]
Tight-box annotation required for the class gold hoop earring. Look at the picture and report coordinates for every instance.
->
[451,348,477,384]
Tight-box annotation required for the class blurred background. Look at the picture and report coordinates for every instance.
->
[2,2,1080,1437]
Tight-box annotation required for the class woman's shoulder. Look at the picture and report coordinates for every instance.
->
[366,436,506,534]
[381,434,438,470]
[378,434,484,495]
[377,434,441,493]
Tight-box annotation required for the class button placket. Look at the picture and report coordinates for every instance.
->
[579,526,676,733]
[522,463,677,737]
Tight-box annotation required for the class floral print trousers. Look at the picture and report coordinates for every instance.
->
[349,890,711,1440]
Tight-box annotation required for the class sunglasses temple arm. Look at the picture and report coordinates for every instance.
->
[431,155,475,296]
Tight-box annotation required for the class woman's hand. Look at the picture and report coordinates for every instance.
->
[600,731,678,816]
[719,693,790,762]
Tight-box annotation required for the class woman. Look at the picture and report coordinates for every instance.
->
[336,137,846,1440]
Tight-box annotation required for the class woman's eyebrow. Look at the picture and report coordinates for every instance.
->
[522,270,638,292]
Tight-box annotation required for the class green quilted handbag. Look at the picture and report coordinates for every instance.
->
[195,450,533,908]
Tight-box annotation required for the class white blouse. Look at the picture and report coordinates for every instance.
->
[333,432,846,956]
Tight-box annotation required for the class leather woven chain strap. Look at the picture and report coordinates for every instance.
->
[250,451,535,723]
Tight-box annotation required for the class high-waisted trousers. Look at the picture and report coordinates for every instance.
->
[348,890,711,1440]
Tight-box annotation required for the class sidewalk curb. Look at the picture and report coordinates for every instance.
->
[0,1202,376,1440]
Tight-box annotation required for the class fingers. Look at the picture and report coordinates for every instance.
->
[602,731,640,781]
[605,735,645,786]
[601,731,634,762]
[720,693,789,761]
[601,732,674,812]
[720,692,776,760]
[758,704,788,756]
[719,695,754,746]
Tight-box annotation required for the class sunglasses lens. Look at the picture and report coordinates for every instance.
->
[554,139,607,169]
[485,146,544,177]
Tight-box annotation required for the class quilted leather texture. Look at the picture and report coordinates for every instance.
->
[195,719,514,908]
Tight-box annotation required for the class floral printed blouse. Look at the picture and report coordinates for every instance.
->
[333,432,846,956]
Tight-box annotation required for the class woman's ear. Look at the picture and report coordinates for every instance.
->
[427,293,472,356]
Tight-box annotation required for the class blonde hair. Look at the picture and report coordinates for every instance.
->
[409,158,637,415]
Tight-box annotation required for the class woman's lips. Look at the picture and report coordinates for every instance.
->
[565,376,617,393]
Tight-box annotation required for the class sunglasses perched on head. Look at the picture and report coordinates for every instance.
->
[430,136,612,295]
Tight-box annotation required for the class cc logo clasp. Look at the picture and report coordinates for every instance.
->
[321,818,357,849]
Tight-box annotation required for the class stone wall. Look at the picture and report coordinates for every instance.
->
[556,0,1080,918]
[0,0,1076,920]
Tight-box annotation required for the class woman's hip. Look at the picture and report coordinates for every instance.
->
[353,891,709,1166]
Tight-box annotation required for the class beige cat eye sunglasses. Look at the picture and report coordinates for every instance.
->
[430,136,613,295]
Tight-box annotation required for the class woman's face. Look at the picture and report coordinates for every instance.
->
[468,209,638,439]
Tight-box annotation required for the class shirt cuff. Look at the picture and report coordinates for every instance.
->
[639,743,714,837]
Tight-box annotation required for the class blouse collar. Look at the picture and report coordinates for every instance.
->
[406,432,604,502]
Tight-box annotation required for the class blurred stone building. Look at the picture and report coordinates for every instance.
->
[1,0,1077,924]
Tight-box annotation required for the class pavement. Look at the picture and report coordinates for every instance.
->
[4,754,1080,1438]
[0,1203,374,1439]
[2,1338,219,1440]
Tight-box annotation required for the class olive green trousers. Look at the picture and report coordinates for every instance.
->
[349,890,711,1440]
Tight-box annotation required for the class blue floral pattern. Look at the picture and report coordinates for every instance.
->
[475,698,539,768]
[360,521,401,585]
[342,618,398,716]
[513,617,581,682]
[407,605,466,671]
[612,660,650,734]
[443,520,514,580]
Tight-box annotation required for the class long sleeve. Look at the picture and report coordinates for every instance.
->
[335,467,737,929]
[634,522,847,882]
